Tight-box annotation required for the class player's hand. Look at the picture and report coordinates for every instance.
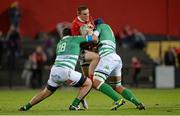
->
[87,28,93,35]
[87,23,94,30]
[80,25,88,36]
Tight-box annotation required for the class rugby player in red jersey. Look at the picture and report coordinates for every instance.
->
[71,5,99,109]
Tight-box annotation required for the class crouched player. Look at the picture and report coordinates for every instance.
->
[19,28,97,111]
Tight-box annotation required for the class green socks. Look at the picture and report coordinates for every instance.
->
[20,103,32,111]
[121,88,140,106]
[99,83,120,101]
[72,98,81,106]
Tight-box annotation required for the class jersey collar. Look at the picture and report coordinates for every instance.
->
[62,35,70,39]
[77,16,86,23]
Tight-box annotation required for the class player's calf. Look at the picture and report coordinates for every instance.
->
[70,77,92,110]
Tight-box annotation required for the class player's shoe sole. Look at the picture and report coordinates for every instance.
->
[69,105,84,111]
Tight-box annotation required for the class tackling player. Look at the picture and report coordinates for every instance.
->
[92,18,145,110]
[19,28,97,111]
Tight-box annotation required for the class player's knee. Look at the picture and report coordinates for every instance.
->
[85,51,99,61]
[83,78,92,87]
[73,75,92,87]
[46,85,58,93]
[93,79,104,90]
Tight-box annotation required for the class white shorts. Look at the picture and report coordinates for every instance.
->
[47,66,82,87]
[95,53,122,80]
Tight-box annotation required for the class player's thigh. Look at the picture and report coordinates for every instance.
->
[47,66,67,87]
[48,66,84,87]
[84,50,99,61]
[69,69,89,87]
[49,66,82,85]
[81,65,89,77]
[108,58,123,88]
[110,61,122,77]
[107,76,121,82]
[95,54,118,76]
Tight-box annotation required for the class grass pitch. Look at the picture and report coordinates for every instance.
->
[0,88,180,115]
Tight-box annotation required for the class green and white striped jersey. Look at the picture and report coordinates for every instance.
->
[94,24,116,57]
[54,35,88,70]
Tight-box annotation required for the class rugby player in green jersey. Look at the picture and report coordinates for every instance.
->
[19,28,97,111]
[92,18,145,110]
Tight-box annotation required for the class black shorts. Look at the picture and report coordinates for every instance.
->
[73,75,87,87]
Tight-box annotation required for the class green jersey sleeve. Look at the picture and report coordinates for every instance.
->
[73,36,88,44]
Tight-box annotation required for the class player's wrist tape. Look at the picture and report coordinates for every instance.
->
[86,35,93,42]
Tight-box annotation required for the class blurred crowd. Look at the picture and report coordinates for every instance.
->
[164,46,180,67]
[118,25,146,50]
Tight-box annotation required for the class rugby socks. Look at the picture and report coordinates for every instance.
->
[121,88,140,106]
[99,83,120,101]
[72,98,81,106]
[21,103,32,111]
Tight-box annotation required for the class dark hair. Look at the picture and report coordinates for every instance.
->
[94,18,104,26]
[77,5,88,14]
[62,28,71,36]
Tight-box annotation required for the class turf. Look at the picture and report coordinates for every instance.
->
[0,88,180,115]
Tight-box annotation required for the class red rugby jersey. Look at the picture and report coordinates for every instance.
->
[71,16,95,35]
